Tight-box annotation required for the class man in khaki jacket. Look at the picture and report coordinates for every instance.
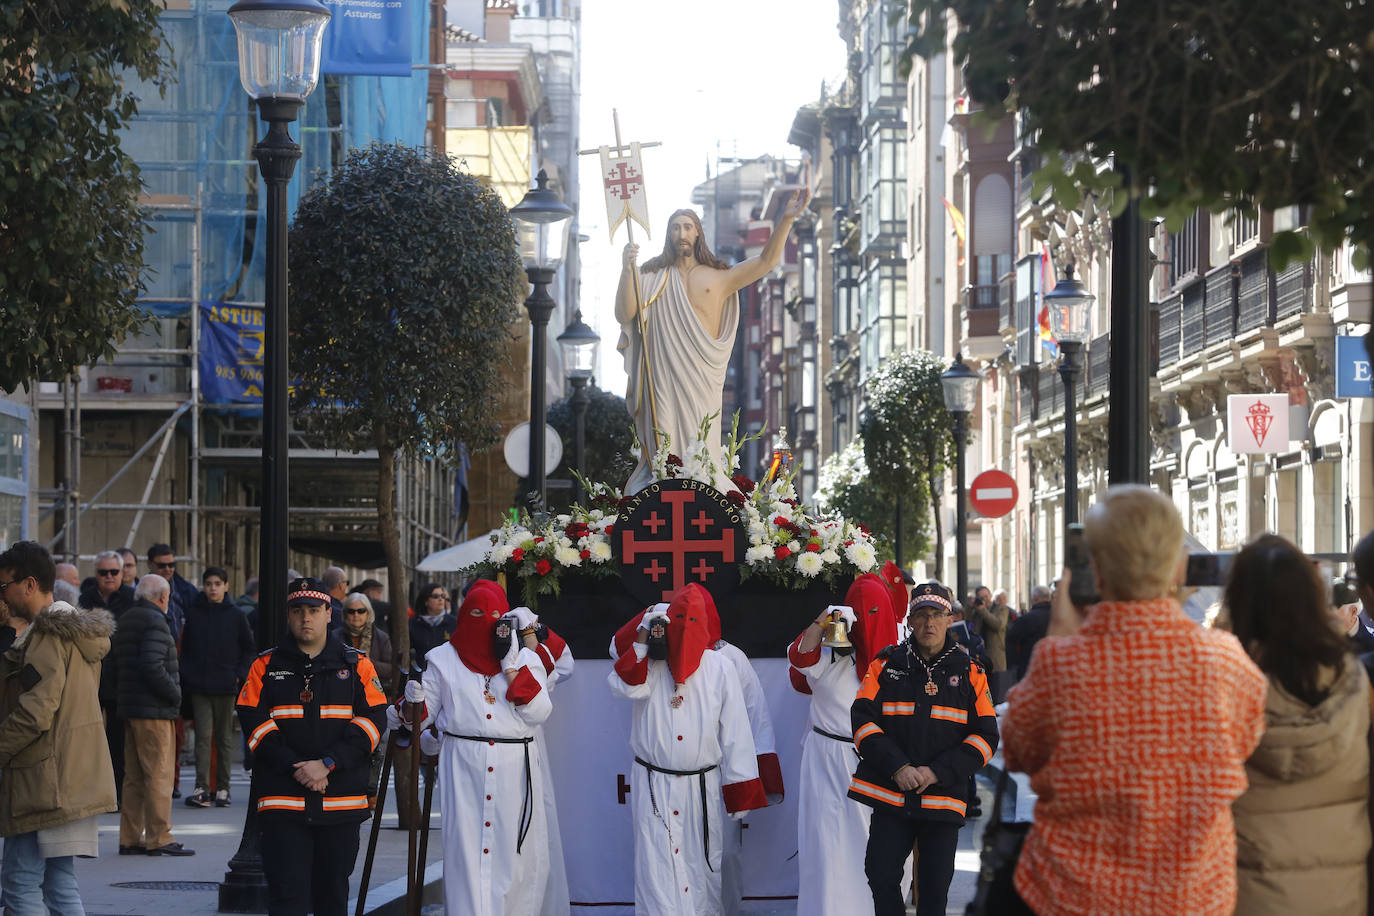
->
[0,540,118,912]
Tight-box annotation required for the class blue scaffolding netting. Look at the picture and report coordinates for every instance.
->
[127,3,430,324]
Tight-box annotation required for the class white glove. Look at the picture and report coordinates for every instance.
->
[404,679,426,705]
[385,702,408,731]
[418,728,441,757]
[638,603,670,632]
[818,604,856,628]
[509,606,539,629]
[501,631,522,671]
[729,809,749,821]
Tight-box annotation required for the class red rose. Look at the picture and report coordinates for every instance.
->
[773,515,790,527]
[535,559,552,576]
[810,528,818,537]
[731,474,756,494]
[726,491,746,507]
[806,542,821,552]
[774,545,791,560]
[512,547,525,562]
[605,524,614,535]
[666,454,683,467]
[579,549,591,560]
[565,521,590,538]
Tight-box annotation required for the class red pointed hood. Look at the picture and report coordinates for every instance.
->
[880,560,909,624]
[450,580,509,675]
[845,573,898,674]
[666,583,715,685]
[701,588,723,645]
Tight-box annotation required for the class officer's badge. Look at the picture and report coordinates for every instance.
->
[948,675,960,686]
[371,677,383,692]
[337,669,350,679]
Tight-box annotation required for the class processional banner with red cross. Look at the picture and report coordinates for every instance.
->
[599,142,652,242]
[612,479,747,604]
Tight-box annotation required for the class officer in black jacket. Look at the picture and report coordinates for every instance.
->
[236,578,388,916]
[849,581,1000,916]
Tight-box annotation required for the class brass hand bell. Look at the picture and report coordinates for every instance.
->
[821,608,853,656]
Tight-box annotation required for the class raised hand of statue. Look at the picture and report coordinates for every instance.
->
[782,187,811,220]
[622,242,639,271]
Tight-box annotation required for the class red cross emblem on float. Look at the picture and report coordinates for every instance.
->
[604,162,643,201]
[613,479,747,604]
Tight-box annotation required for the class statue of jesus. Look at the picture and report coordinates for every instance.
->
[616,189,810,495]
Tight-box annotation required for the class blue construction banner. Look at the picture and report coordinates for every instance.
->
[320,0,413,77]
[199,301,265,405]
[1336,334,1374,399]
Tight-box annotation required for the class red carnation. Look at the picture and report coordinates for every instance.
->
[535,559,552,576]
[666,454,683,467]
[857,523,870,535]
[512,547,525,562]
[579,549,591,560]
[774,545,791,560]
[806,542,821,552]
[773,515,790,527]
[534,536,545,543]
[843,540,853,547]
[565,521,590,539]
[726,491,746,507]
[810,529,818,537]
[731,474,756,494]
[782,497,799,508]
[605,524,615,535]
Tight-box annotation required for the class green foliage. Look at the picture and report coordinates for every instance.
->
[861,348,957,491]
[0,0,173,392]
[288,142,527,459]
[814,441,928,560]
[904,0,1374,265]
[535,387,638,511]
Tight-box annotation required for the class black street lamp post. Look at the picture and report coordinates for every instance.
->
[222,0,329,910]
[941,353,978,604]
[556,310,601,505]
[510,171,573,507]
[1045,265,1095,525]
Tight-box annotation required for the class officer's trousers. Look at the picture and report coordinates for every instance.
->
[259,817,361,916]
[865,810,960,916]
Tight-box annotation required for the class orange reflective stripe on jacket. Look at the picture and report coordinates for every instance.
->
[237,654,272,707]
[969,663,996,718]
[856,656,889,701]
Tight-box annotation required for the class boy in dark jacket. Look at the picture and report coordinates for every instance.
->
[109,574,194,856]
[181,567,256,808]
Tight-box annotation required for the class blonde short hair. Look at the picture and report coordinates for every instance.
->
[1084,484,1183,600]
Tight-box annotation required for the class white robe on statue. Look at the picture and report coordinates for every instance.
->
[620,265,739,494]
[422,645,553,916]
[791,645,875,916]
[608,647,764,916]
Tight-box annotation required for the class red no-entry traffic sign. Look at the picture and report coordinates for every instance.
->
[969,469,1018,518]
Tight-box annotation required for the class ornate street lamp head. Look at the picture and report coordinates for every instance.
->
[556,310,601,381]
[510,169,574,272]
[228,0,331,103]
[1045,264,1095,345]
[940,352,979,416]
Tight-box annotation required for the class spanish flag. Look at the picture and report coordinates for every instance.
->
[941,197,966,266]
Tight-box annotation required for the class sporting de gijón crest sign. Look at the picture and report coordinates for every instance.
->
[612,479,746,604]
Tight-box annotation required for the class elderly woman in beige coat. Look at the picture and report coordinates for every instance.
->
[1222,534,1371,916]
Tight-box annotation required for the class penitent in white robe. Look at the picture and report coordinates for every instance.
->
[791,645,876,916]
[608,648,763,916]
[713,640,779,916]
[620,265,739,494]
[422,645,552,916]
[533,640,575,916]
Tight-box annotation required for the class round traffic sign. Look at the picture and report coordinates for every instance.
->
[969,469,1018,518]
[503,422,563,477]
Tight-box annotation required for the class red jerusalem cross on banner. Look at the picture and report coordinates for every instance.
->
[612,479,747,604]
[599,141,652,241]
